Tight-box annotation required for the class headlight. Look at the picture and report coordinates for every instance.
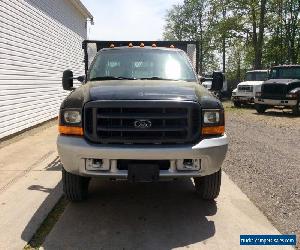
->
[203,111,220,124]
[286,93,297,99]
[255,92,261,97]
[202,109,225,135]
[63,110,81,124]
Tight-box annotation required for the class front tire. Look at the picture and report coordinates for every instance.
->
[194,169,221,200]
[62,168,90,202]
[255,104,267,114]
[292,101,300,116]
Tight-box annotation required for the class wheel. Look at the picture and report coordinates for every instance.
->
[292,101,300,116]
[255,104,267,114]
[194,169,221,200]
[233,101,241,108]
[62,168,90,202]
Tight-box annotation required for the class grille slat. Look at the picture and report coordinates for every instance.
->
[84,101,200,144]
[97,113,187,119]
[96,126,188,132]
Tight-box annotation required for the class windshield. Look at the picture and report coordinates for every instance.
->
[245,72,268,81]
[88,48,196,81]
[270,67,300,79]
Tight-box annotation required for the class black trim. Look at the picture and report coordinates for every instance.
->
[83,100,201,145]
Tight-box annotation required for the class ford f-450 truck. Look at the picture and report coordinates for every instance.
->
[58,41,228,201]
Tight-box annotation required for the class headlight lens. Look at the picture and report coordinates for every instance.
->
[203,111,220,124]
[63,110,81,124]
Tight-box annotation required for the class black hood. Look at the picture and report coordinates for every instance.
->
[61,80,222,110]
[89,80,200,101]
[263,79,295,85]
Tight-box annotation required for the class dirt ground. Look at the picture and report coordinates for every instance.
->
[222,101,300,248]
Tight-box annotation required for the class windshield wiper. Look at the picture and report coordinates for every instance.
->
[89,76,136,81]
[138,77,180,81]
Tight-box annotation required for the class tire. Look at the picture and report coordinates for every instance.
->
[194,169,221,200]
[292,101,300,116]
[62,168,90,202]
[233,101,241,108]
[255,104,267,114]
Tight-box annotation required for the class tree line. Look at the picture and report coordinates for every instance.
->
[163,0,300,85]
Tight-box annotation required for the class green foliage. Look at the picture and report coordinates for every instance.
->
[163,0,300,81]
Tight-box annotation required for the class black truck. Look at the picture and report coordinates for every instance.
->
[58,41,228,201]
[255,65,300,115]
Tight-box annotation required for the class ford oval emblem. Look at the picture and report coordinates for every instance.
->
[134,119,152,129]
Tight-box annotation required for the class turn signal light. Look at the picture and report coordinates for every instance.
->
[202,126,225,135]
[59,125,83,136]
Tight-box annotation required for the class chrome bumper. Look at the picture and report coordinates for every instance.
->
[57,135,228,179]
[255,98,297,106]
[231,95,254,102]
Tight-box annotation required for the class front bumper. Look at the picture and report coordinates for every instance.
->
[254,98,297,106]
[231,95,254,102]
[57,135,228,179]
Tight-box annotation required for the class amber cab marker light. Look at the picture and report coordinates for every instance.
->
[128,43,133,47]
[202,126,225,135]
[59,125,83,136]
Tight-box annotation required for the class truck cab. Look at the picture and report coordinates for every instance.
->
[57,41,228,202]
[254,65,300,115]
[231,70,268,107]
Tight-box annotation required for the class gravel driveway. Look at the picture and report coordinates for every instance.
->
[222,101,300,247]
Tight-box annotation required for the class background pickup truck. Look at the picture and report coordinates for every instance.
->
[58,41,228,201]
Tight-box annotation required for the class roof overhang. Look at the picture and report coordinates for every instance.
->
[69,0,93,22]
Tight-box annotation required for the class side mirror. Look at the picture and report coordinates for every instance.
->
[198,75,206,83]
[211,71,224,91]
[77,75,85,83]
[62,70,73,90]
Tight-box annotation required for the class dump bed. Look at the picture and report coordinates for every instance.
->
[82,40,199,75]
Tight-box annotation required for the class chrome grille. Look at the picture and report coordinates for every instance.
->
[238,85,253,92]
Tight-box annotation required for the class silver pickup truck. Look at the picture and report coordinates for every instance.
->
[57,41,228,202]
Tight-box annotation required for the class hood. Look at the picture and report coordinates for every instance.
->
[238,80,264,86]
[61,80,223,110]
[88,80,209,101]
[263,79,295,85]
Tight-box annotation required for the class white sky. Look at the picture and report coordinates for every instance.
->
[80,0,183,40]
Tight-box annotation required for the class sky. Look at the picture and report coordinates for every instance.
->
[80,0,183,41]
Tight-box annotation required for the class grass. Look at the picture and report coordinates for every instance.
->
[24,197,68,250]
[222,100,247,113]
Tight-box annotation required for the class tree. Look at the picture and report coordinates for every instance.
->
[163,0,300,79]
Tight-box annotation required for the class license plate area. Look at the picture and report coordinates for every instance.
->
[128,164,159,182]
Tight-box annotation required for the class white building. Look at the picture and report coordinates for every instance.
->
[0,0,93,139]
